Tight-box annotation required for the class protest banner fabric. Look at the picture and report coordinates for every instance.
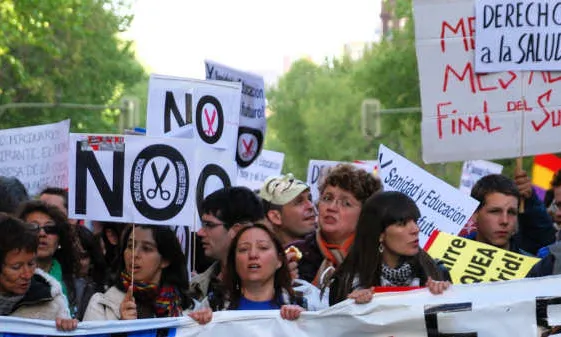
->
[236,149,284,191]
[205,60,267,167]
[0,120,69,196]
[475,0,561,73]
[532,154,561,200]
[425,231,539,284]
[68,134,195,226]
[4,276,561,337]
[378,144,480,247]
[458,159,503,194]
[414,0,561,163]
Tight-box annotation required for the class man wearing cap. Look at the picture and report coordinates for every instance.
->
[259,174,317,246]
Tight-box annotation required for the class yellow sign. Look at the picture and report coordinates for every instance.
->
[424,231,540,284]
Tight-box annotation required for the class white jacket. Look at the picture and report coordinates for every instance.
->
[10,268,71,320]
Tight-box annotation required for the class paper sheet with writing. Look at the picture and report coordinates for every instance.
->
[414,0,561,163]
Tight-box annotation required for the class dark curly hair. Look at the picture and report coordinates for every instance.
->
[319,164,382,203]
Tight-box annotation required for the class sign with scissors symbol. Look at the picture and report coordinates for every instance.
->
[147,162,171,200]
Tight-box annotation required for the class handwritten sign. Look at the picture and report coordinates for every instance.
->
[475,0,561,73]
[425,231,539,284]
[459,159,503,194]
[378,144,480,247]
[0,120,69,196]
[237,149,284,191]
[414,0,561,163]
[205,60,267,167]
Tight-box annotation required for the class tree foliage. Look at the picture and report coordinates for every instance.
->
[0,0,144,132]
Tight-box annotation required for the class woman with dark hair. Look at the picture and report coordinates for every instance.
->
[329,191,451,306]
[222,223,307,320]
[0,213,77,331]
[83,225,211,324]
[17,200,79,316]
[74,225,108,320]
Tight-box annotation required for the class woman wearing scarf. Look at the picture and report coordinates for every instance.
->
[291,164,381,288]
[328,192,451,306]
[83,225,211,324]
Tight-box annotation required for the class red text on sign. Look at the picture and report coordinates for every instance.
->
[440,17,475,53]
[436,101,501,139]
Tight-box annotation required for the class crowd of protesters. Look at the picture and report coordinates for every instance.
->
[0,163,560,331]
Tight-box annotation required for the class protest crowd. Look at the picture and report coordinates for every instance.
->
[1,159,561,332]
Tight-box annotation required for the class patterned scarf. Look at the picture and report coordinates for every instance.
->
[313,230,355,288]
[120,271,183,318]
[380,262,414,286]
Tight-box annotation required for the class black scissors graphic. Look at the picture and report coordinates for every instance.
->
[147,162,171,200]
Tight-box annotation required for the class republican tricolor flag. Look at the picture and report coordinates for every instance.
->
[532,154,561,201]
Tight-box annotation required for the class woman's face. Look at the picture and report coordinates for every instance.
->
[380,219,420,266]
[318,185,362,244]
[124,228,169,285]
[25,211,59,260]
[0,249,36,295]
[235,228,282,287]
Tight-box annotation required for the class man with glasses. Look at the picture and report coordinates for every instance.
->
[190,186,264,310]
[259,174,316,246]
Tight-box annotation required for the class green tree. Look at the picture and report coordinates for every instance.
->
[0,0,144,133]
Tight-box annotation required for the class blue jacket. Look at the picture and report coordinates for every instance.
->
[527,242,561,277]
[464,192,555,256]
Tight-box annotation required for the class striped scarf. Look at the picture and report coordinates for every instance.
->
[313,230,355,288]
[120,271,183,318]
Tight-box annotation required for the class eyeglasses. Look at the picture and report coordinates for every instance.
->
[318,194,359,209]
[201,221,225,230]
[548,200,561,213]
[28,223,59,235]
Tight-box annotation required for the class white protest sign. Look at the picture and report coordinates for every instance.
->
[237,149,285,191]
[205,60,267,167]
[475,0,561,73]
[414,0,561,163]
[378,144,479,247]
[307,159,379,202]
[191,147,238,231]
[306,160,343,202]
[4,276,561,337]
[146,74,241,152]
[459,159,504,194]
[0,120,69,196]
[68,134,195,225]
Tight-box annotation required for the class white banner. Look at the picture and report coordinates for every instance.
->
[459,159,504,194]
[4,276,561,337]
[146,74,241,152]
[205,60,267,167]
[378,144,480,247]
[414,0,561,163]
[237,149,285,191]
[475,0,561,73]
[68,134,195,225]
[0,120,69,196]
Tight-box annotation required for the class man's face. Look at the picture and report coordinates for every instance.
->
[474,192,518,249]
[278,190,316,238]
[39,193,66,215]
[197,213,232,261]
[552,186,561,224]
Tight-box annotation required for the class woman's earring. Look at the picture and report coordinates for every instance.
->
[378,244,384,253]
[57,244,62,250]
